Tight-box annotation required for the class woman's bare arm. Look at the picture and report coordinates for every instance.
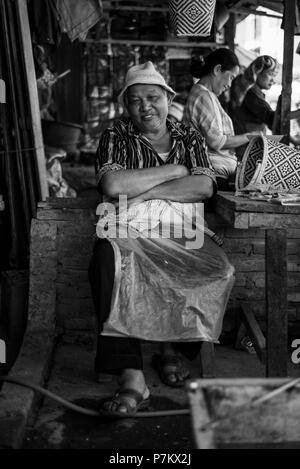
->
[100,164,189,199]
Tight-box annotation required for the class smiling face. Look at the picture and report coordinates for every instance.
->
[212,65,240,96]
[125,84,170,134]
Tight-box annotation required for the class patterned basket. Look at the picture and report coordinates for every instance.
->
[169,0,216,37]
[236,135,300,190]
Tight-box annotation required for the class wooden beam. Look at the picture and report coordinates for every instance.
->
[280,0,296,141]
[289,109,300,120]
[15,0,49,201]
[230,7,282,19]
[225,13,236,51]
[83,38,219,49]
[104,5,169,12]
[188,385,216,449]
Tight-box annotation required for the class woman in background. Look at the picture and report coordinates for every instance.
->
[184,48,260,190]
[229,55,279,135]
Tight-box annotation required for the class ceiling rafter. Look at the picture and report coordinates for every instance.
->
[102,1,284,22]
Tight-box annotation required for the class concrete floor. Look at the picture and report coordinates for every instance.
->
[21,334,292,450]
[21,332,300,450]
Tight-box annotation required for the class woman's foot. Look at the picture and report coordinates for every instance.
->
[103,369,150,414]
[152,354,190,387]
[152,343,190,387]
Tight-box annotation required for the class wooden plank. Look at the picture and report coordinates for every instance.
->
[38,197,99,210]
[249,213,300,229]
[227,255,265,272]
[289,108,300,120]
[16,0,48,200]
[230,7,282,19]
[215,192,300,215]
[280,0,296,140]
[222,238,264,254]
[37,208,98,222]
[265,229,288,377]
[187,384,216,449]
[232,286,265,300]
[104,4,169,12]
[213,197,250,228]
[84,38,219,49]
[224,13,236,51]
[224,227,265,238]
[191,378,299,388]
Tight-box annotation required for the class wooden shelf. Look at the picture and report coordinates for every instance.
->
[83,38,219,49]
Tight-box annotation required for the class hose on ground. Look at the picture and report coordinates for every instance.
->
[0,375,190,418]
[1,376,299,424]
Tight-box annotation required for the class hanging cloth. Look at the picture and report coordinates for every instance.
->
[51,0,103,42]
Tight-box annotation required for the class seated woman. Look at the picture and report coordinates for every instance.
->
[89,61,235,414]
[229,55,279,135]
[184,48,260,190]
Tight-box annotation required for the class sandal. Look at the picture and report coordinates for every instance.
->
[102,388,151,415]
[152,354,190,388]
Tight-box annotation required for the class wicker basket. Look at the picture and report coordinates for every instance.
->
[236,135,300,190]
[169,0,216,37]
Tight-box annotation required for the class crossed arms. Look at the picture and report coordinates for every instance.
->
[100,164,214,203]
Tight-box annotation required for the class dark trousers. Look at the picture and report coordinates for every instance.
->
[88,239,202,374]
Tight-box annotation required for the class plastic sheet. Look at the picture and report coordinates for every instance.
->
[97,200,235,342]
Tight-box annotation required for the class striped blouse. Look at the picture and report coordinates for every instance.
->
[95,118,216,189]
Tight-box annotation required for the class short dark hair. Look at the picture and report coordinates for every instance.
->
[191,48,239,79]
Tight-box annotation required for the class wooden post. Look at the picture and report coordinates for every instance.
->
[225,13,236,51]
[280,0,296,141]
[265,229,288,377]
[15,0,49,200]
[188,384,216,449]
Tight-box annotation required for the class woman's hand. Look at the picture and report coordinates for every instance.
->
[171,164,190,178]
[108,194,146,213]
[246,131,263,141]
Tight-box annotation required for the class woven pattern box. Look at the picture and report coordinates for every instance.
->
[169,0,216,37]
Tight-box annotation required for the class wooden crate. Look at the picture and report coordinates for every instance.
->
[188,378,300,449]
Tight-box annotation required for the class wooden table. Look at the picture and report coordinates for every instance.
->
[213,192,300,377]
